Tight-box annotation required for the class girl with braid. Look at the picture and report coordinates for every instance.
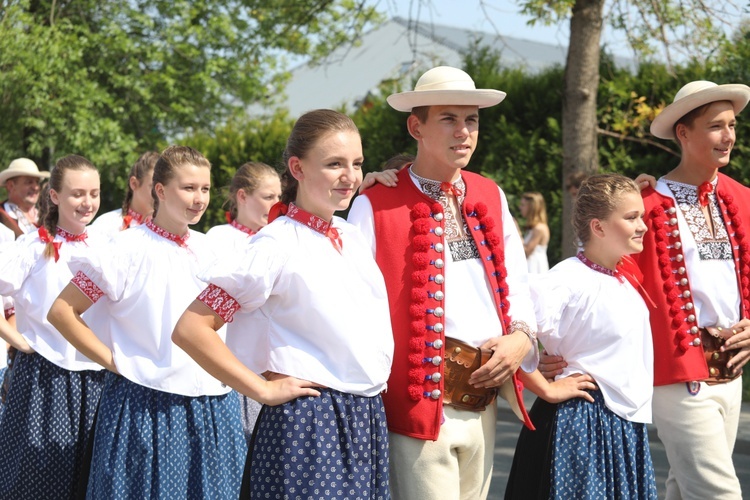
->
[0,155,106,498]
[92,151,159,236]
[49,145,246,498]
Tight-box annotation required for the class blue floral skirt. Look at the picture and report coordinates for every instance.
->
[0,352,105,498]
[86,373,247,499]
[551,390,657,499]
[242,388,390,499]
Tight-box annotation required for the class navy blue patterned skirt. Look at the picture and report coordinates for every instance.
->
[551,390,657,499]
[0,352,105,498]
[86,373,247,499]
[242,388,390,499]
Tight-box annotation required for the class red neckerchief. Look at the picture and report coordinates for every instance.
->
[576,252,656,307]
[230,219,256,237]
[224,211,233,224]
[146,220,189,248]
[285,203,342,254]
[37,227,62,262]
[440,181,463,197]
[698,181,714,207]
[121,208,147,231]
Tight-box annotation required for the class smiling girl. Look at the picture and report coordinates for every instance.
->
[48,145,246,498]
[505,174,657,499]
[0,155,107,498]
[172,109,394,499]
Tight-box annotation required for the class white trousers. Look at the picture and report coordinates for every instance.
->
[388,404,497,500]
[652,378,743,500]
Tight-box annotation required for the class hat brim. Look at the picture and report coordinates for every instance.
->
[387,89,506,112]
[651,84,750,139]
[0,170,50,185]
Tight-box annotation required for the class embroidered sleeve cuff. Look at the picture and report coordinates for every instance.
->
[4,307,14,320]
[511,320,536,344]
[71,271,105,304]
[197,284,241,323]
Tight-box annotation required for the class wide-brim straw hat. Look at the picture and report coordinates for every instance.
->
[651,80,750,139]
[387,66,506,112]
[0,158,50,185]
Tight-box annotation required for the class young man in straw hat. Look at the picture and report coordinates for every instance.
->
[0,158,50,237]
[349,65,538,499]
[631,81,750,499]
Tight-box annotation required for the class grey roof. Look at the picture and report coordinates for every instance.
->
[255,17,631,118]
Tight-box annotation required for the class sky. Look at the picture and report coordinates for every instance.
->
[374,0,741,60]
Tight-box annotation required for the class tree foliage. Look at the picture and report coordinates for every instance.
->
[0,0,381,208]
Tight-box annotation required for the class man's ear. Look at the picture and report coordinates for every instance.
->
[407,114,422,141]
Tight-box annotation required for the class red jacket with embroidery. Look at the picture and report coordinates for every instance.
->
[634,174,750,386]
[363,168,532,440]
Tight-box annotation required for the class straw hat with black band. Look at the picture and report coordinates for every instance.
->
[650,81,750,140]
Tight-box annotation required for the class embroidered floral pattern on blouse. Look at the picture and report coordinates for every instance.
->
[71,271,105,304]
[663,179,731,261]
[576,252,622,280]
[410,168,478,262]
[197,284,241,323]
[146,220,190,248]
[56,227,88,242]
[230,219,256,237]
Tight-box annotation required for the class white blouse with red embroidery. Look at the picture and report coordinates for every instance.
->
[533,257,653,423]
[205,222,255,258]
[198,215,394,398]
[0,227,108,371]
[68,222,229,397]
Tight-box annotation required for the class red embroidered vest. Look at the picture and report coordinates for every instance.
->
[365,168,532,440]
[635,173,750,385]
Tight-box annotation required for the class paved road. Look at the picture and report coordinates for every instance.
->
[489,396,750,499]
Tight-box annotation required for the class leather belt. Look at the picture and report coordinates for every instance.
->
[442,337,497,411]
[700,327,743,385]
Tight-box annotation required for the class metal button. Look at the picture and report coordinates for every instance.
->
[683,291,691,298]
[675,254,684,262]
[690,326,699,335]
[688,314,696,323]
[669,217,678,225]
[693,337,701,346]
[675,242,682,249]
[430,356,442,366]
[453,347,462,354]
[434,243,444,253]
[435,274,444,284]
[680,278,688,286]
[430,389,441,399]
[712,352,720,360]
[434,259,444,269]
[434,213,444,222]
[433,307,444,318]
[433,323,444,333]
[668,207,677,214]
[678,267,686,275]
[432,339,443,349]
[709,367,718,376]
[434,227,444,236]
[430,372,441,383]
[672,230,680,238]
[434,291,444,301]
[685,302,694,311]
